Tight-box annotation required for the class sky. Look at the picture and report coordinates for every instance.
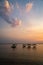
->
[0,0,43,43]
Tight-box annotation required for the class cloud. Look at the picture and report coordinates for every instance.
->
[4,0,11,12]
[26,3,33,13]
[15,2,33,15]
[16,2,20,9]
[11,18,22,27]
[16,2,23,14]
[0,0,13,14]
[0,0,21,27]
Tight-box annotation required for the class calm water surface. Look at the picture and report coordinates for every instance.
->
[0,43,43,65]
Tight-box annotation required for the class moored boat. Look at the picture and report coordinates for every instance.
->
[32,44,36,49]
[27,44,31,48]
[23,44,25,48]
[11,44,16,48]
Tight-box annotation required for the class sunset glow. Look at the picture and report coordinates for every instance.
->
[0,0,43,43]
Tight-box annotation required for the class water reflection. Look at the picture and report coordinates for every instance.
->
[0,43,43,62]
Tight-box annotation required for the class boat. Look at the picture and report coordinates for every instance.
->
[23,44,25,48]
[11,44,16,48]
[27,44,31,48]
[32,44,36,49]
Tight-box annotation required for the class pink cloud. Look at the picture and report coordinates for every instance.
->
[16,2,33,15]
[11,18,22,27]
[26,3,33,13]
[0,0,22,27]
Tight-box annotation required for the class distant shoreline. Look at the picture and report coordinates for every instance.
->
[0,43,43,45]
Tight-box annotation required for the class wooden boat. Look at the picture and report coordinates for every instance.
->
[11,44,16,48]
[27,44,31,48]
[23,44,25,48]
[32,44,36,49]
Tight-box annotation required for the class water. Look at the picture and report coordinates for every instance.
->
[0,43,43,65]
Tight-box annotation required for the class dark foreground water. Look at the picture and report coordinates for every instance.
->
[0,43,43,65]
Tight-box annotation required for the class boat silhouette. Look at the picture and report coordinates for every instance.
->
[11,44,16,48]
[27,44,31,48]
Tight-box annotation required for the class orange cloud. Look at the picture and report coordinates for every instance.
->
[4,0,10,9]
[4,0,14,13]
[26,3,33,13]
